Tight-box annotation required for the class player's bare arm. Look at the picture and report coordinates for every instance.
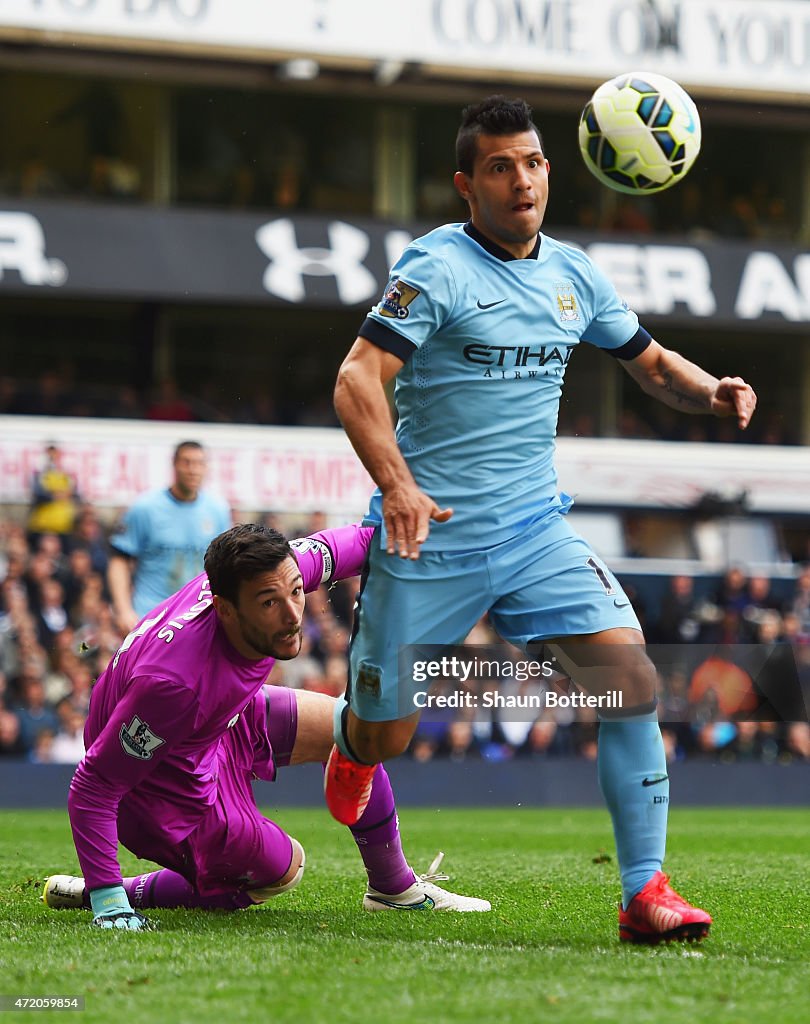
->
[621,338,757,429]
[334,336,452,558]
[107,553,139,633]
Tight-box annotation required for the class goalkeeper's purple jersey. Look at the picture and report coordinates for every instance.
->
[68,524,372,891]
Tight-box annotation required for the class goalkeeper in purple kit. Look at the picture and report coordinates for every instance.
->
[43,522,488,929]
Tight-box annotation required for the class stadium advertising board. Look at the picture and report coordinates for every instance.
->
[1,202,809,330]
[3,417,810,514]
[1,0,809,98]
[0,417,375,514]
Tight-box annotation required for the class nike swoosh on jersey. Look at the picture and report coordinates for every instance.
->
[476,299,506,310]
[641,776,669,787]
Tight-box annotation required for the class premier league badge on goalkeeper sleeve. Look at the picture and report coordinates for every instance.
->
[120,716,165,760]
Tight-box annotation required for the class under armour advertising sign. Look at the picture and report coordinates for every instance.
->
[2,200,810,329]
[0,211,67,287]
[255,219,378,304]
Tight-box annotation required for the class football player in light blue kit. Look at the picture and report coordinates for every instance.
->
[108,440,231,633]
[326,96,757,944]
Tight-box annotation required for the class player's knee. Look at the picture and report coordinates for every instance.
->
[348,714,416,763]
[598,639,658,706]
[247,837,305,904]
[351,737,404,763]
[627,655,658,705]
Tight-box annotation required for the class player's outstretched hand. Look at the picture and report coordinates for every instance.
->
[382,482,453,559]
[93,910,152,931]
[89,885,154,931]
[710,376,757,429]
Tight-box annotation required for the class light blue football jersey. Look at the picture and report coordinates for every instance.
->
[111,488,231,616]
[358,222,648,551]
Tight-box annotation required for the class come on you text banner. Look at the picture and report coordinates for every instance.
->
[4,416,810,515]
[1,1,810,99]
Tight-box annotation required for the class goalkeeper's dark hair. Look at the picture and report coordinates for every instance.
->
[456,96,544,175]
[205,523,293,606]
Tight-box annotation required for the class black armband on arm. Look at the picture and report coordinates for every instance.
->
[358,318,417,363]
[607,327,653,361]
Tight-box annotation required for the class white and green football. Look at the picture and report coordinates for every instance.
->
[578,71,701,194]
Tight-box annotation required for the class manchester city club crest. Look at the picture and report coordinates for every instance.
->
[120,715,165,760]
[355,661,382,698]
[555,280,580,322]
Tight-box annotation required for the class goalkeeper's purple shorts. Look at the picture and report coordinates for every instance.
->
[117,686,299,896]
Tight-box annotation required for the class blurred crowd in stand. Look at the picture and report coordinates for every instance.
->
[6,84,799,247]
[1,475,808,765]
[0,372,342,431]
[0,370,798,445]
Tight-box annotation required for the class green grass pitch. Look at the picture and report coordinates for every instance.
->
[1,807,808,1024]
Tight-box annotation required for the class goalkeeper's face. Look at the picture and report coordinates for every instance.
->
[214,556,306,661]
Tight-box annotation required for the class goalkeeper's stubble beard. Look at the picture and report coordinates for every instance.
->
[235,612,303,661]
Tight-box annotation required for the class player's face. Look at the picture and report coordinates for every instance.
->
[215,557,307,659]
[173,448,207,499]
[216,556,306,661]
[453,130,550,258]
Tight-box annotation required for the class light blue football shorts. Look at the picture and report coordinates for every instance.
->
[347,504,641,722]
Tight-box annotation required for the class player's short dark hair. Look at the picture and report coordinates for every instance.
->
[456,96,544,175]
[173,440,204,461]
[205,523,293,606]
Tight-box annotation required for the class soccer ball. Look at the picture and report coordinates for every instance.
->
[578,71,701,194]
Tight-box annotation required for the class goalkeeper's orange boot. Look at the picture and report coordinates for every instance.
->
[619,871,712,944]
[324,744,377,826]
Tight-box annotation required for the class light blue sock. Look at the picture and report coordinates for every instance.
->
[332,699,359,760]
[332,699,350,756]
[597,712,669,909]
